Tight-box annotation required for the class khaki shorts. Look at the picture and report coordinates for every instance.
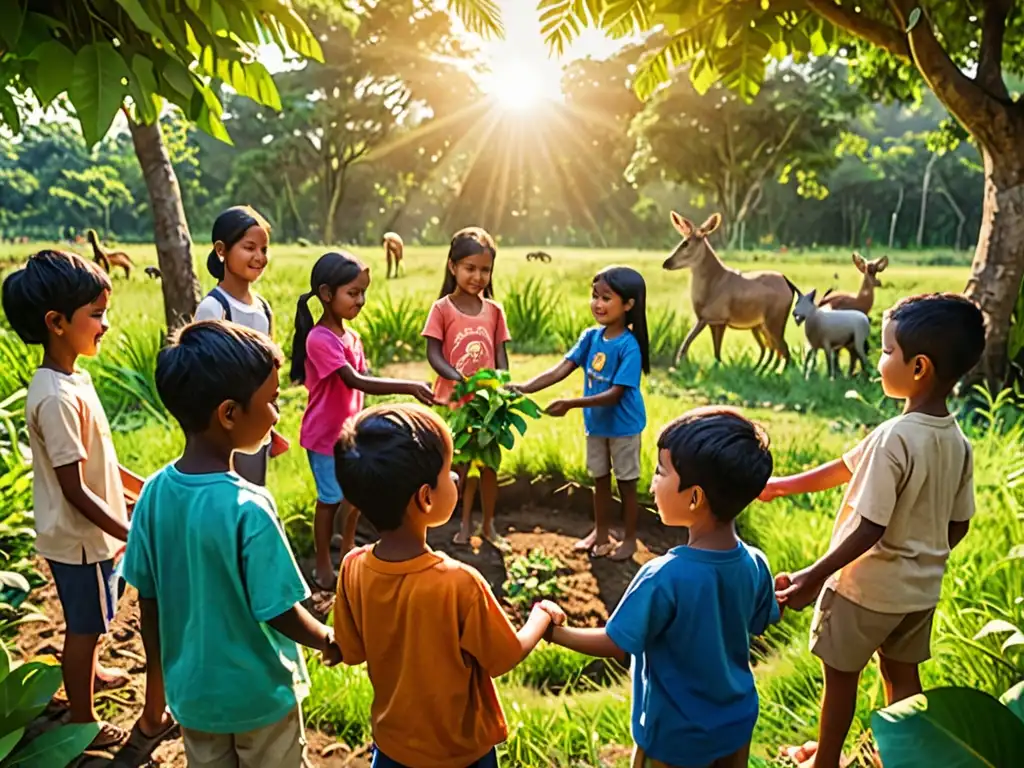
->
[586,434,641,481]
[182,707,308,768]
[810,587,935,673]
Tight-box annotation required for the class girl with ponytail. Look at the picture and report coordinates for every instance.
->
[195,205,281,485]
[292,251,435,591]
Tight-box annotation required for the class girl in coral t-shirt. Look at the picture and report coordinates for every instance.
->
[292,251,434,591]
[422,227,511,548]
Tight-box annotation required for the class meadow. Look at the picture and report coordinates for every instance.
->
[1,241,1021,767]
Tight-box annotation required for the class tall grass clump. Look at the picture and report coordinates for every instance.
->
[354,293,426,369]
[504,278,558,353]
[89,327,169,431]
[647,306,688,365]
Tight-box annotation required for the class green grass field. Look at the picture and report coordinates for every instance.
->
[3,242,1020,766]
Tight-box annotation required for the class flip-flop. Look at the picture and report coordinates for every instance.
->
[88,721,130,751]
[589,542,617,559]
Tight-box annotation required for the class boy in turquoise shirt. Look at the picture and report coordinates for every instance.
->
[123,321,340,766]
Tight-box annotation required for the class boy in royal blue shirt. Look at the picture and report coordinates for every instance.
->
[546,407,782,767]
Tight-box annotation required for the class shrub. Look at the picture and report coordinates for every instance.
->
[354,293,426,369]
[503,549,563,609]
[504,278,558,353]
[446,369,541,470]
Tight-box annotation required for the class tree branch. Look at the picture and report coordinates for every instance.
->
[804,0,910,58]
[885,0,1007,148]
[977,0,1012,101]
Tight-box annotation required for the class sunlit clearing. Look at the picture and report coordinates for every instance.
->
[487,57,556,112]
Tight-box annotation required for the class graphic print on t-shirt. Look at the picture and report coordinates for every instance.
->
[451,325,493,376]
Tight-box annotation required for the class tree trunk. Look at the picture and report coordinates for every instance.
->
[323,168,346,246]
[889,186,904,248]
[964,143,1024,388]
[917,153,938,247]
[129,120,199,330]
[937,185,967,251]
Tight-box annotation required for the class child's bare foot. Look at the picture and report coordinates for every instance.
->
[453,524,472,545]
[780,742,819,767]
[483,523,511,552]
[608,538,638,562]
[574,528,597,551]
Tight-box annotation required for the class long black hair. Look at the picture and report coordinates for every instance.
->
[594,266,650,375]
[290,251,367,384]
[208,205,271,280]
[438,227,497,299]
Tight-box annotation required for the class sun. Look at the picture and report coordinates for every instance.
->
[487,57,557,112]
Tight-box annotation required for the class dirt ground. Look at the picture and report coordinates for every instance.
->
[14,487,681,766]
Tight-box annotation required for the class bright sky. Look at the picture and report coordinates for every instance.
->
[470,1,623,106]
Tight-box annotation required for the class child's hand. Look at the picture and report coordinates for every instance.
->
[758,478,787,502]
[545,399,571,417]
[321,641,342,667]
[505,383,526,396]
[407,382,438,406]
[534,600,566,627]
[775,568,823,611]
[774,572,792,618]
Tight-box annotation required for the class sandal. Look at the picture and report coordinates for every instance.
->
[112,714,179,764]
[590,541,617,558]
[89,721,130,751]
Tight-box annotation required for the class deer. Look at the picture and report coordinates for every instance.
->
[663,212,795,372]
[87,229,135,279]
[818,253,888,314]
[382,231,404,279]
[790,282,870,379]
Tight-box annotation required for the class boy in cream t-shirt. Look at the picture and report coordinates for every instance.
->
[759,293,986,768]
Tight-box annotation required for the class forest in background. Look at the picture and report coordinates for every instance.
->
[0,1,988,254]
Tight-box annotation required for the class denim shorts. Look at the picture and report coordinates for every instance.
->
[47,558,124,635]
[307,449,343,505]
[371,746,497,768]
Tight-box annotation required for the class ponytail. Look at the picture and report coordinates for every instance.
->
[289,251,367,385]
[290,291,316,384]
[207,249,225,280]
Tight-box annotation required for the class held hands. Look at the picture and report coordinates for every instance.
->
[505,383,527,396]
[774,567,824,611]
[321,631,342,667]
[545,399,571,418]
[534,599,567,627]
[758,477,788,503]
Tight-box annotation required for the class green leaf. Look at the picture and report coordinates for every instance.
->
[1000,681,1024,726]
[0,662,63,734]
[160,57,196,105]
[68,43,129,147]
[239,61,282,111]
[478,430,494,447]
[498,430,515,450]
[7,722,100,768]
[0,727,24,761]
[871,687,1024,768]
[0,641,10,684]
[448,0,504,39]
[25,41,75,104]
[0,571,30,592]
[129,55,159,123]
[907,8,922,33]
[0,89,20,135]
[0,1,25,49]
[453,432,471,450]
[509,412,528,435]
[112,0,166,43]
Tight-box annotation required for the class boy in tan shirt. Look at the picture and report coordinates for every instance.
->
[759,293,985,768]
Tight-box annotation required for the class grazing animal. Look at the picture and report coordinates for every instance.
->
[663,211,794,371]
[144,266,162,280]
[818,253,888,314]
[382,231,404,279]
[87,229,135,279]
[790,283,870,379]
[526,250,552,263]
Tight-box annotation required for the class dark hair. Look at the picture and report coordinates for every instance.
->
[1,250,112,346]
[208,206,271,280]
[657,407,773,523]
[289,251,367,384]
[335,404,452,531]
[156,320,283,435]
[594,266,650,374]
[885,293,986,383]
[439,227,497,299]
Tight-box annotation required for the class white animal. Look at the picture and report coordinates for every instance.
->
[788,282,870,380]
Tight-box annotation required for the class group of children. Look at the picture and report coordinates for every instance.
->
[0,203,988,768]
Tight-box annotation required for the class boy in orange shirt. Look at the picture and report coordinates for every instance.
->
[332,404,563,768]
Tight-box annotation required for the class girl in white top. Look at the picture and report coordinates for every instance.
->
[194,206,279,484]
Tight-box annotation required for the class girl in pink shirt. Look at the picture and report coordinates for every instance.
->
[292,251,434,590]
[422,227,511,548]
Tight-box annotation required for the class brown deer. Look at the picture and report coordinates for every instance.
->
[382,231,404,279]
[818,253,888,314]
[87,229,135,279]
[664,212,795,371]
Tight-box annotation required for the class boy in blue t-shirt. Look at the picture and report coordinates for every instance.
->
[545,407,783,767]
[122,321,340,767]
